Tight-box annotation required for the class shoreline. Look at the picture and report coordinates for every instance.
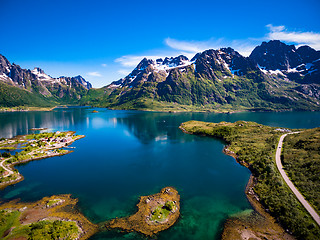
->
[0,133,85,189]
[0,106,58,112]
[2,104,319,114]
[180,124,296,239]
[221,148,296,239]
[0,150,72,189]
[102,104,320,114]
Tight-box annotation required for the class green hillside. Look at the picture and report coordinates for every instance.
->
[83,66,320,112]
[0,82,57,107]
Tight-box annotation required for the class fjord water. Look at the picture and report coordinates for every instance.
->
[1,108,320,239]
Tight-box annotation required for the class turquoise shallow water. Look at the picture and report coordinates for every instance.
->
[0,108,319,239]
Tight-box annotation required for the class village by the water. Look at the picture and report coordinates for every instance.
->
[0,130,84,187]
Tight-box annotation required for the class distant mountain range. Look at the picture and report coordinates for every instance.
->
[1,40,320,111]
[0,54,91,107]
[81,40,320,111]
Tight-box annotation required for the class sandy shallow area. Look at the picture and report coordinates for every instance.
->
[221,175,295,240]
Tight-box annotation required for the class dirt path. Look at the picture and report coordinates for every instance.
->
[0,157,14,177]
[276,132,320,226]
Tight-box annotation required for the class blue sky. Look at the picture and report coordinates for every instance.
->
[1,0,320,87]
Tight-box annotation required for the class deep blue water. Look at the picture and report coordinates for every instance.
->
[0,108,319,239]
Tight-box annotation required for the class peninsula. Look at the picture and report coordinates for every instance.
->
[0,131,84,188]
[180,121,320,240]
[103,187,180,236]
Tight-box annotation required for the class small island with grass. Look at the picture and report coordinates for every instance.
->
[103,187,180,236]
[0,131,84,188]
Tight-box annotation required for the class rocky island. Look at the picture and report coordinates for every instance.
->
[103,187,180,236]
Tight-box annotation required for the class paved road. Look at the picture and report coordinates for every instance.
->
[0,157,14,177]
[276,133,320,226]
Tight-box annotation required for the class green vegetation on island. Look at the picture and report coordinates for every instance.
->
[150,201,177,222]
[0,212,79,240]
[180,120,320,240]
[104,187,180,236]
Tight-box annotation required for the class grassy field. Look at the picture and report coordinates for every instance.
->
[180,120,320,240]
[0,210,80,240]
[150,201,176,222]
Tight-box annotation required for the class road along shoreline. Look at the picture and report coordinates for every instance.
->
[276,133,320,226]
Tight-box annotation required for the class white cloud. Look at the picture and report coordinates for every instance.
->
[115,38,257,69]
[117,69,131,76]
[266,24,285,32]
[114,25,320,70]
[164,38,212,53]
[115,56,144,67]
[165,37,257,57]
[87,71,102,77]
[266,24,320,49]
[115,55,165,67]
[101,63,107,67]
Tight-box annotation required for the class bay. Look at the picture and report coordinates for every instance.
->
[0,108,319,239]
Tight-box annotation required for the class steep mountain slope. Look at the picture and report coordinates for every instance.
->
[84,43,320,112]
[0,81,54,107]
[0,54,92,107]
[249,40,320,84]
[2,40,320,111]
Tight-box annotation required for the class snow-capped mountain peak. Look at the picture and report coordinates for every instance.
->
[108,55,196,89]
[152,55,193,72]
[31,67,52,81]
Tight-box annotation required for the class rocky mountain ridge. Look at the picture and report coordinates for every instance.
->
[249,40,320,84]
[1,40,320,111]
[0,54,92,105]
[93,40,320,111]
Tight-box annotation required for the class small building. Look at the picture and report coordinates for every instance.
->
[275,128,291,133]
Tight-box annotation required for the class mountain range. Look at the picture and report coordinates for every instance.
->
[1,40,320,111]
[0,54,91,107]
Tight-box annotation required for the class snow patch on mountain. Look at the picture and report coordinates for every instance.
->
[31,68,53,81]
[152,57,194,72]
[257,64,285,76]
[269,69,285,76]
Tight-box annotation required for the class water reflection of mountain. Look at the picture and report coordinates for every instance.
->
[0,108,239,141]
[115,112,220,144]
[0,107,89,138]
